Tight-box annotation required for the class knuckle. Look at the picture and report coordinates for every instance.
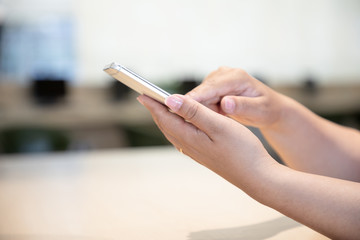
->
[235,68,246,76]
[153,109,170,129]
[183,103,199,122]
[228,67,246,78]
[237,99,247,111]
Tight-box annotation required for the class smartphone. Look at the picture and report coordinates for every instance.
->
[103,62,170,104]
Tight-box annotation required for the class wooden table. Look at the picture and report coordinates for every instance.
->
[0,147,329,240]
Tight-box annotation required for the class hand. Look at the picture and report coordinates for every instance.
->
[137,94,277,191]
[138,95,360,240]
[187,67,289,129]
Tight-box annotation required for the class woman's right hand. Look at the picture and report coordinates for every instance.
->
[187,67,290,130]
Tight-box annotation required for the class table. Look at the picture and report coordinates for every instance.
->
[0,147,328,240]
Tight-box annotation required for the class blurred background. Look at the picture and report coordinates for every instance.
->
[0,0,359,156]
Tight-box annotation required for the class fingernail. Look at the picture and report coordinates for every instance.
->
[165,95,183,111]
[223,97,235,113]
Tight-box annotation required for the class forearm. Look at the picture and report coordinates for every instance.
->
[250,163,360,239]
[261,95,360,181]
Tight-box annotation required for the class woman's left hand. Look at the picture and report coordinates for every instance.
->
[137,94,277,192]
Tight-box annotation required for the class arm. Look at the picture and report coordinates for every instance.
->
[261,95,360,181]
[138,94,360,239]
[187,67,360,181]
[260,162,360,240]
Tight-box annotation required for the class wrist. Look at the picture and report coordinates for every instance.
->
[249,162,293,206]
[236,155,282,200]
[261,94,298,133]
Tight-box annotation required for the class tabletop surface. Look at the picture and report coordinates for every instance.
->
[0,147,329,240]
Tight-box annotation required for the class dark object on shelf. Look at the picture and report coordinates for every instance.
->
[109,79,131,101]
[31,79,68,105]
[303,76,318,95]
[177,77,200,94]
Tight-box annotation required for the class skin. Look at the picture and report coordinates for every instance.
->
[137,66,360,239]
[187,66,360,181]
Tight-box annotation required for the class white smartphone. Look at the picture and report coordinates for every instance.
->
[103,62,170,104]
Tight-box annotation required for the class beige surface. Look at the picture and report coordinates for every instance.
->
[0,147,329,240]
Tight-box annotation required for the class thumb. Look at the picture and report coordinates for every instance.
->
[221,95,261,119]
[165,94,222,134]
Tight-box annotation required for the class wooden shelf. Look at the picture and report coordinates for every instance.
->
[0,84,359,130]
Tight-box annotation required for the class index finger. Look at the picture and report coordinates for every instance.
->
[137,94,213,145]
[186,67,244,104]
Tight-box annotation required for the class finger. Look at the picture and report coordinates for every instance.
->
[137,94,171,119]
[136,96,186,150]
[138,94,209,144]
[186,67,246,104]
[165,94,225,138]
[186,82,219,103]
[137,94,186,133]
[221,95,264,123]
[186,67,226,101]
[187,79,236,104]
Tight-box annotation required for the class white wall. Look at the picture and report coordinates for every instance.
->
[73,0,360,86]
[2,0,360,86]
